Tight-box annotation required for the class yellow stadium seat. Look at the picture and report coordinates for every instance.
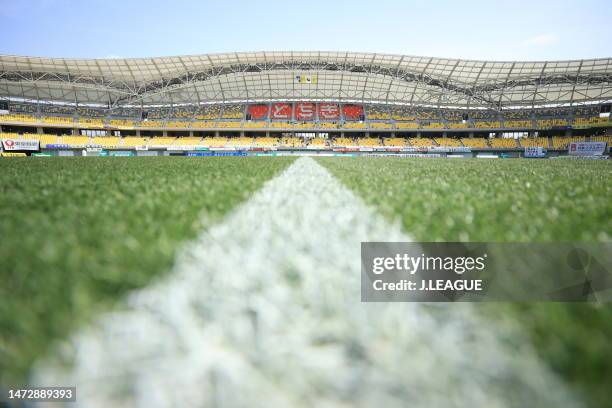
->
[0,114,38,123]
[201,137,228,147]
[91,137,121,148]
[138,120,164,128]
[43,116,74,125]
[395,122,419,129]
[434,138,462,147]
[308,138,328,148]
[279,137,304,148]
[551,136,585,149]
[519,138,548,148]
[110,119,136,129]
[474,121,501,129]
[226,137,252,147]
[383,137,408,147]
[147,137,176,146]
[122,137,148,147]
[489,138,518,148]
[78,118,104,128]
[253,137,279,147]
[409,137,435,147]
[504,120,532,128]
[460,138,489,148]
[172,137,202,146]
[57,135,90,147]
[358,137,382,147]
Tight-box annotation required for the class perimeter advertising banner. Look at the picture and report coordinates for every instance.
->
[568,141,607,156]
[1,138,39,151]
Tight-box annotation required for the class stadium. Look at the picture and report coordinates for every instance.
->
[1,1,611,407]
[1,51,611,156]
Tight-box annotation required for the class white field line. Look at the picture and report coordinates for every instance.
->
[33,157,581,408]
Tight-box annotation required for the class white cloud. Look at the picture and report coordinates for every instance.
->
[524,33,558,46]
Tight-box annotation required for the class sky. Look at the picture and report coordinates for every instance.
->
[1,0,611,61]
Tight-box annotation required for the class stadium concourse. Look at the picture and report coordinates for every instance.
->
[1,51,611,156]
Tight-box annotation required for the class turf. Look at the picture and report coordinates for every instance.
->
[317,157,611,242]
[0,156,294,385]
[318,156,612,408]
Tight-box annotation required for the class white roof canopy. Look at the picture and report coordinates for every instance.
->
[1,51,611,109]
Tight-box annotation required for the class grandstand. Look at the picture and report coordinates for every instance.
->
[1,52,611,155]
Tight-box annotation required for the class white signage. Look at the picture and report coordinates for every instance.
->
[2,138,40,151]
[568,141,607,156]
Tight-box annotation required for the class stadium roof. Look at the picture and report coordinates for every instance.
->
[1,51,611,109]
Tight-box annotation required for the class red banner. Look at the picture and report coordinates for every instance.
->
[318,103,339,120]
[295,102,316,120]
[271,103,292,120]
[247,104,269,120]
[343,104,364,120]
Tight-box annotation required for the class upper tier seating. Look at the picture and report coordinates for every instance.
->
[195,105,221,120]
[370,122,393,129]
[536,119,569,128]
[504,120,532,128]
[215,121,242,128]
[78,118,104,128]
[343,122,366,129]
[395,122,419,129]
[474,121,501,129]
[138,120,164,128]
[573,117,609,126]
[166,121,191,128]
[221,105,245,119]
[109,119,136,128]
[390,106,416,121]
[0,114,38,123]
[367,105,391,120]
[43,116,74,125]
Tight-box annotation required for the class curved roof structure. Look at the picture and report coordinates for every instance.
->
[1,51,611,109]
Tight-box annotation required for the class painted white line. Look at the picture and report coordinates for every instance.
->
[33,157,581,408]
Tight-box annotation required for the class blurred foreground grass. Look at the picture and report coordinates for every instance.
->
[0,156,294,385]
[319,157,612,408]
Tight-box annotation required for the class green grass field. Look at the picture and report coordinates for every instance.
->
[0,156,611,407]
[0,157,295,385]
[318,157,612,408]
